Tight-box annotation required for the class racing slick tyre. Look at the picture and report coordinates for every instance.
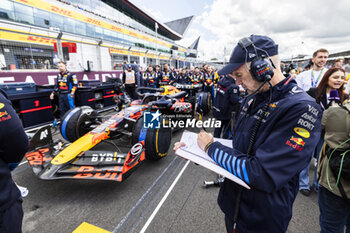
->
[186,95,196,117]
[132,116,172,160]
[199,92,211,115]
[60,106,95,142]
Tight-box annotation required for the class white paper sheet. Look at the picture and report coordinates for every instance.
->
[175,130,250,189]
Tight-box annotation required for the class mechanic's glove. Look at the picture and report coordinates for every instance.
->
[8,162,20,171]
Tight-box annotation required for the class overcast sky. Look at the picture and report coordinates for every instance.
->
[131,0,350,61]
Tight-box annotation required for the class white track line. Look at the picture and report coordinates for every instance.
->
[140,160,190,233]
[112,157,180,233]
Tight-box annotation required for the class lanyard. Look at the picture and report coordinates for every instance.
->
[311,68,324,87]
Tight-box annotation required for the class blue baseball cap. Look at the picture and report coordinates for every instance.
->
[218,35,278,75]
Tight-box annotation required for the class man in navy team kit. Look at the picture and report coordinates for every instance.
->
[175,35,322,233]
[0,90,29,233]
[50,61,78,119]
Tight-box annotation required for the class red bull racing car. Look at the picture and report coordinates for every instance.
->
[25,85,193,182]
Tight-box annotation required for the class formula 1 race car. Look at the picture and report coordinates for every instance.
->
[25,86,193,182]
[172,83,211,115]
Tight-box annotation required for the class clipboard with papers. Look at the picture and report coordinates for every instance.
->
[175,130,250,189]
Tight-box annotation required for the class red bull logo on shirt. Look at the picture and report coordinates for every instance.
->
[286,136,305,151]
[0,111,11,122]
[0,111,8,118]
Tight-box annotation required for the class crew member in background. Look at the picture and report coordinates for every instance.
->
[296,48,329,196]
[176,69,191,84]
[174,35,322,233]
[50,61,78,120]
[213,75,240,139]
[188,66,195,77]
[0,90,29,233]
[143,66,158,88]
[123,65,137,100]
[191,67,204,85]
[203,66,216,103]
[213,66,220,85]
[170,66,178,79]
[159,64,174,86]
[155,65,162,82]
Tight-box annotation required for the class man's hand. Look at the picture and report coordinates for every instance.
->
[197,130,214,151]
[50,92,54,100]
[173,142,186,151]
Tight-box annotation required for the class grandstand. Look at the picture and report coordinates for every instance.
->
[0,0,199,77]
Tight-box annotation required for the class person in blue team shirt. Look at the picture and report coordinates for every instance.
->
[50,61,78,119]
[203,66,216,103]
[143,66,159,88]
[159,64,175,86]
[0,90,29,233]
[191,67,204,85]
[176,69,191,84]
[174,35,322,233]
[154,65,162,83]
[213,75,240,139]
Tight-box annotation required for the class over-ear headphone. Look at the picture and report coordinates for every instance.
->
[238,37,275,82]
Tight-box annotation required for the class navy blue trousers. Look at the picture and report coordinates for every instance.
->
[0,198,23,233]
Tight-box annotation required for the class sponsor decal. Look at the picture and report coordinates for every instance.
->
[294,127,310,138]
[308,104,319,117]
[91,152,116,162]
[290,136,305,146]
[242,98,254,113]
[40,128,49,140]
[248,99,254,105]
[25,148,52,166]
[301,112,317,123]
[0,111,8,117]
[297,118,315,130]
[173,103,192,113]
[286,136,305,151]
[0,111,11,122]
[73,166,122,180]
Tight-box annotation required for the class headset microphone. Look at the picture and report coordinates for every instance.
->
[238,37,275,83]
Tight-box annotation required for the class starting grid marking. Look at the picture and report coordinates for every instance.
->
[70,159,190,233]
[73,222,111,233]
[140,160,190,233]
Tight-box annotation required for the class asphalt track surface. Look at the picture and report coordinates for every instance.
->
[12,112,321,233]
